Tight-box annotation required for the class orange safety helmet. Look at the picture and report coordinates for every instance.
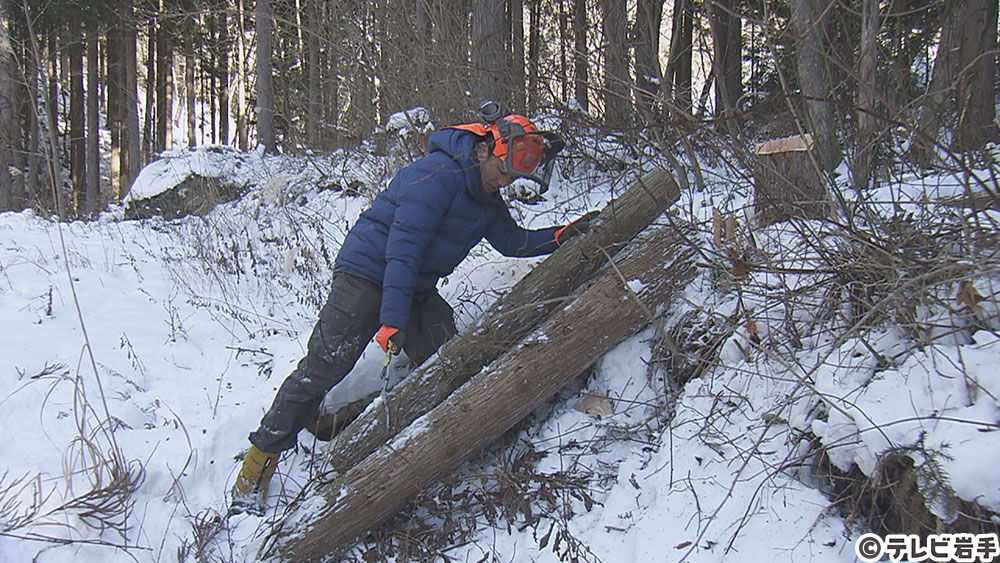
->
[448,108,564,188]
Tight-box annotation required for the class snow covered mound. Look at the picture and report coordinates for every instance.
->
[121,143,395,220]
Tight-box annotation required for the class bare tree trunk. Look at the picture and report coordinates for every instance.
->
[854,0,880,189]
[953,0,998,151]
[86,27,100,214]
[256,0,276,153]
[12,24,26,208]
[266,224,698,560]
[142,15,155,161]
[572,0,587,110]
[665,0,694,114]
[123,3,140,195]
[0,0,14,211]
[320,2,338,147]
[527,0,540,112]
[634,0,663,119]
[600,0,630,126]
[509,0,525,109]
[306,0,320,147]
[790,0,842,171]
[324,168,681,474]
[47,34,61,212]
[557,0,567,100]
[428,0,471,124]
[236,0,248,150]
[61,44,70,155]
[218,8,230,146]
[344,4,376,144]
[709,0,741,132]
[185,20,196,147]
[108,21,122,201]
[415,0,430,106]
[208,13,215,143]
[26,35,40,205]
[156,3,174,153]
[472,0,506,104]
[914,0,999,158]
[70,21,86,215]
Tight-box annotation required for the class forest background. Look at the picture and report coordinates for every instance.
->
[0,0,997,217]
[2,0,1000,561]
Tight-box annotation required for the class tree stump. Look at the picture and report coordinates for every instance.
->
[752,133,829,226]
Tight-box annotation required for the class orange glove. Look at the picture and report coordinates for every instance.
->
[375,325,404,355]
[555,211,599,245]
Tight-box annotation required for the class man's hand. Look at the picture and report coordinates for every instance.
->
[555,211,599,245]
[375,325,405,355]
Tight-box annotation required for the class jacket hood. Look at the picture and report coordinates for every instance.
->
[426,129,498,204]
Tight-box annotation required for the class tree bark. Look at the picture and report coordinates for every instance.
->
[790,0,842,171]
[344,2,375,145]
[509,0,525,110]
[557,0,567,100]
[323,168,681,474]
[913,0,998,159]
[218,8,230,146]
[86,28,100,214]
[0,0,14,211]
[633,0,663,119]
[266,223,698,560]
[70,20,86,215]
[428,0,471,124]
[953,0,997,152]
[600,0,630,127]
[527,0,540,112]
[142,15,155,161]
[572,0,587,111]
[108,21,122,201]
[306,0,320,147]
[122,2,140,195]
[25,31,40,206]
[156,2,174,153]
[854,0,880,189]
[321,1,339,146]
[236,0,248,150]
[472,0,507,104]
[665,0,694,114]
[256,0,275,153]
[185,18,196,148]
[709,0,741,132]
[208,12,216,143]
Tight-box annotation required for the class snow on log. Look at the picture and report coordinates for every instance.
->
[265,223,697,560]
[323,168,681,474]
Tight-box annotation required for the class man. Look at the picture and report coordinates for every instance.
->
[232,110,595,509]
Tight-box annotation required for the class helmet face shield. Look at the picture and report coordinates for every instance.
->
[500,129,564,189]
[448,112,565,190]
[507,133,544,175]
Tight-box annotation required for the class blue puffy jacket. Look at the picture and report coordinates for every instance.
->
[335,128,560,329]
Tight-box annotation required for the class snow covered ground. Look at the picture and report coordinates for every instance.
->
[1,134,998,562]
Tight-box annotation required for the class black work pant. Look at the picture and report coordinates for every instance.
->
[249,272,457,453]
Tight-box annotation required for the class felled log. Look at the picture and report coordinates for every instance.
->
[266,223,697,560]
[323,168,681,473]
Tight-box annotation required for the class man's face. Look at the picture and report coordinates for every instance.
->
[477,142,515,194]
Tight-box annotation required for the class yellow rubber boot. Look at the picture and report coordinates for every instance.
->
[234,445,279,498]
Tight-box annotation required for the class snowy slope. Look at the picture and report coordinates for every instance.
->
[2,139,998,562]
